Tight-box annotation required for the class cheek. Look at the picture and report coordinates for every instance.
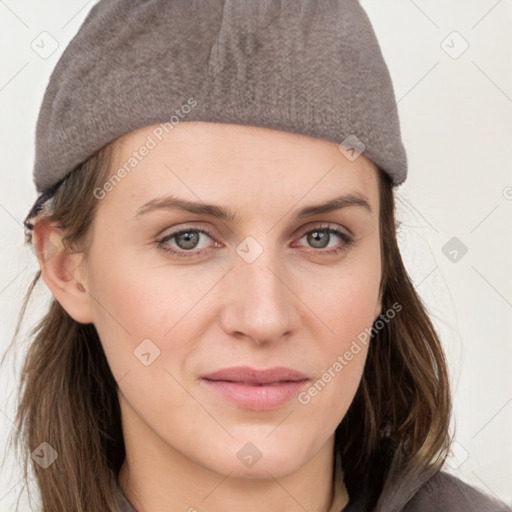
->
[85,245,191,379]
[85,247,230,400]
[301,277,375,409]
[330,270,380,337]
[306,241,381,347]
[297,246,380,413]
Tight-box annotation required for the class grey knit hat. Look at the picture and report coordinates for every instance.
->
[32,0,407,195]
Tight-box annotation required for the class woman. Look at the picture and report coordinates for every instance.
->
[5,0,510,511]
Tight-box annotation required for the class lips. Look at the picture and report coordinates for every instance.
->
[201,366,309,385]
[200,366,310,410]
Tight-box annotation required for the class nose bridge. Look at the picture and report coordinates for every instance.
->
[221,237,297,342]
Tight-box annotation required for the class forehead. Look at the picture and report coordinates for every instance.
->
[106,121,380,212]
[114,121,376,165]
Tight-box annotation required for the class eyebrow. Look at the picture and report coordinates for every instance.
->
[134,192,372,221]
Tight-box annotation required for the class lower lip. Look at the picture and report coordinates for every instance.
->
[202,379,309,410]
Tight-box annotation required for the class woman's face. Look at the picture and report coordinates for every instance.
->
[79,122,382,478]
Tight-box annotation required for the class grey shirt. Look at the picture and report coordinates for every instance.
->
[113,470,511,512]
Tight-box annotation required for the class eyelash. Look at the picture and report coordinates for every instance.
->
[156,224,354,259]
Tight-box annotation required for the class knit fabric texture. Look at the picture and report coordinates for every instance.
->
[33,0,407,194]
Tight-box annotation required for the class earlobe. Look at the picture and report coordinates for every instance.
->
[32,220,94,324]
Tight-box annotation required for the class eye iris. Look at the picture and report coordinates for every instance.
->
[176,231,200,250]
[307,230,329,249]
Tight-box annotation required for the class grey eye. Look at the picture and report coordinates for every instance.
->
[305,229,331,249]
[174,231,202,250]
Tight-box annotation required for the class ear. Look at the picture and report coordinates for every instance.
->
[32,219,94,324]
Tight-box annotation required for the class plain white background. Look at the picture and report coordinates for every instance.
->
[1,0,511,509]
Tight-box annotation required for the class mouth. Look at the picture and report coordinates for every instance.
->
[200,366,310,410]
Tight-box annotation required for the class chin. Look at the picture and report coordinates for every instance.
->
[196,435,314,480]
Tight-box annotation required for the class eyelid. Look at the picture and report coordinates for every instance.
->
[294,219,356,239]
[294,221,348,238]
[157,222,215,240]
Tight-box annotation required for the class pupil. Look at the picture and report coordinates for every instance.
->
[177,232,199,249]
[308,230,328,248]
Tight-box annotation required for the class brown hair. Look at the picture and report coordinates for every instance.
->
[338,168,452,507]
[3,143,452,511]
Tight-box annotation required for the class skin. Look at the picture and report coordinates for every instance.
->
[34,122,382,512]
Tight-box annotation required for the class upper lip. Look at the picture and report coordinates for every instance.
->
[201,366,309,385]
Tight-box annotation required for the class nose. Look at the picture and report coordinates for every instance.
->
[219,245,300,346]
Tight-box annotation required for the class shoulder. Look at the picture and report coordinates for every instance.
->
[402,470,511,512]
